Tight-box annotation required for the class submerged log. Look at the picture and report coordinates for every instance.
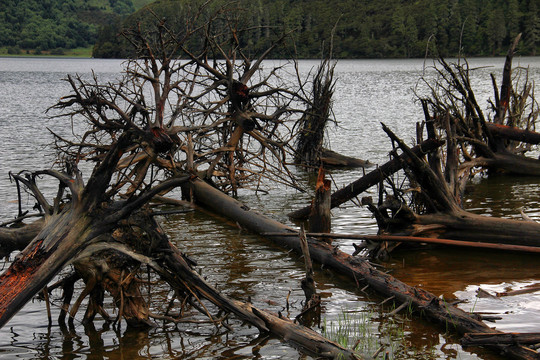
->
[320,148,371,168]
[183,176,538,359]
[462,332,540,347]
[0,208,361,359]
[367,124,540,253]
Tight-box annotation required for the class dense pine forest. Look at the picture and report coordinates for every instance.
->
[1,0,540,58]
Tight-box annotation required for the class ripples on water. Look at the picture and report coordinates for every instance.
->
[2,56,540,359]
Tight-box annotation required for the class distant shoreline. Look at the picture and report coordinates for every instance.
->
[0,47,93,58]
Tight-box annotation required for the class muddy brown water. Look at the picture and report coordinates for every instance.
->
[1,57,540,359]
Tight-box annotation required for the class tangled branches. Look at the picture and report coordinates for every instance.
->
[48,4,315,197]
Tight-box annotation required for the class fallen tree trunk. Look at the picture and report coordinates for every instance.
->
[410,210,540,246]
[183,177,539,359]
[362,124,540,258]
[288,138,444,220]
[424,34,540,178]
[0,209,94,328]
[0,219,43,256]
[463,151,540,176]
[0,206,363,359]
[462,332,540,347]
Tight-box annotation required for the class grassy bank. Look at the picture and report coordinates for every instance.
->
[0,47,93,58]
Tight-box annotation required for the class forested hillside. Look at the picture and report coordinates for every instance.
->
[1,0,539,58]
[0,0,153,54]
[93,0,540,59]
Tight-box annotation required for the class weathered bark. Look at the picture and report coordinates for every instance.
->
[0,206,360,358]
[0,139,190,328]
[486,123,540,145]
[183,176,538,359]
[298,227,318,314]
[408,210,540,247]
[370,124,540,252]
[0,206,96,328]
[295,58,335,167]
[463,151,540,176]
[0,219,43,256]
[73,249,154,327]
[288,138,444,220]
[424,34,540,177]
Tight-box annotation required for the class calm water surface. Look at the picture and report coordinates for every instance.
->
[1,56,540,359]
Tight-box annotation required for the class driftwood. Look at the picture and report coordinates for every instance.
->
[0,212,361,360]
[354,122,540,261]
[182,176,539,359]
[295,58,335,167]
[1,11,538,360]
[293,58,370,170]
[152,233,360,360]
[0,219,43,257]
[496,284,540,297]
[0,144,191,328]
[486,123,540,145]
[0,10,372,358]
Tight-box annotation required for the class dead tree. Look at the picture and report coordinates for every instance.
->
[420,34,540,176]
[295,58,335,167]
[0,5,365,359]
[360,122,540,260]
[294,57,370,169]
[302,37,540,260]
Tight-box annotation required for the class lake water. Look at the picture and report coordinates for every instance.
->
[1,56,540,359]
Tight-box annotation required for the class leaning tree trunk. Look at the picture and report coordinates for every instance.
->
[0,133,190,328]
